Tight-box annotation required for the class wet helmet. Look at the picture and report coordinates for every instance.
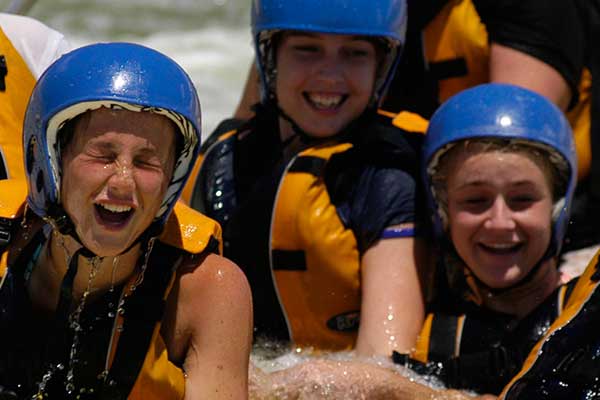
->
[251,0,407,105]
[23,42,201,234]
[423,83,576,258]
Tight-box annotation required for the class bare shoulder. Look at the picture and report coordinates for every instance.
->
[162,253,252,364]
[174,252,251,317]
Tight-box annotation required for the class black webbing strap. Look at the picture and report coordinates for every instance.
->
[0,55,6,92]
[99,242,179,399]
[429,313,460,359]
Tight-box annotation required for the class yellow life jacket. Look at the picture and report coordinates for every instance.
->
[193,111,425,351]
[414,0,591,179]
[0,180,220,399]
[270,141,360,350]
[0,26,36,182]
[272,111,426,350]
[411,282,575,364]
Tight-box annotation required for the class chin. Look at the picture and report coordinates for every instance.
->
[81,235,133,257]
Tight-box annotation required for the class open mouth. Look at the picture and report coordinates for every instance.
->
[478,242,524,255]
[304,92,347,111]
[94,203,134,228]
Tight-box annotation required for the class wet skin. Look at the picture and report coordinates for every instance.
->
[275,32,378,140]
[60,108,176,257]
[446,151,554,289]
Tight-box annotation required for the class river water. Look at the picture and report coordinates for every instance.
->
[1,0,253,138]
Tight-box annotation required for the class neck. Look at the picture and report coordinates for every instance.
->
[278,117,308,161]
[476,259,561,318]
[29,230,142,312]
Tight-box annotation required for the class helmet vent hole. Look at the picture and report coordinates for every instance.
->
[26,137,37,174]
[36,171,44,194]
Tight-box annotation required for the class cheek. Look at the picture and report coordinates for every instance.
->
[135,170,170,199]
[352,62,377,93]
[448,211,479,250]
[524,205,554,245]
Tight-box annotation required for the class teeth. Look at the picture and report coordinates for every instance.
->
[485,243,518,249]
[308,93,343,109]
[98,203,132,213]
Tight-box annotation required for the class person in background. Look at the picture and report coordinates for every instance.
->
[0,12,70,183]
[188,0,428,358]
[0,42,252,399]
[250,83,579,399]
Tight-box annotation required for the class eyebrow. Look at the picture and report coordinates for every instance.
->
[454,179,539,190]
[88,140,160,157]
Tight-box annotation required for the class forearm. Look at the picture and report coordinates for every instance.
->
[250,359,490,400]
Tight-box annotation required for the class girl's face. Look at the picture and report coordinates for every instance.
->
[275,32,378,139]
[446,150,554,289]
[61,108,176,257]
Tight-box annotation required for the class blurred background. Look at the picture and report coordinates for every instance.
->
[1,0,254,139]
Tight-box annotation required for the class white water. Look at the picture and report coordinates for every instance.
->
[2,0,254,139]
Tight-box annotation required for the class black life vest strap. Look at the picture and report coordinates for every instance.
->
[0,55,6,92]
[99,241,181,399]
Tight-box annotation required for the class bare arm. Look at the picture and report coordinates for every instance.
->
[489,43,571,110]
[250,359,495,400]
[166,253,253,399]
[355,231,426,356]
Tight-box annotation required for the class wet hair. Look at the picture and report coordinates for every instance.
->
[429,138,570,229]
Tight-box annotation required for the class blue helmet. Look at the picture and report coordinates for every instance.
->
[423,83,576,258]
[251,0,407,105]
[23,42,201,233]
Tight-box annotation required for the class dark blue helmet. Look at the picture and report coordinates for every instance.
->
[23,42,201,231]
[423,83,576,258]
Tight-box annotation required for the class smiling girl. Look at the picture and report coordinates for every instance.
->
[391,83,578,395]
[188,0,428,357]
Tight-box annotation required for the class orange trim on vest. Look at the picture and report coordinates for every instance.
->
[160,201,222,255]
[0,26,36,181]
[412,313,435,363]
[378,110,429,133]
[270,142,360,350]
[499,250,600,398]
[567,68,592,180]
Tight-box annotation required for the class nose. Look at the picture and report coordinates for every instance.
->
[484,197,516,231]
[315,55,343,84]
[106,160,135,197]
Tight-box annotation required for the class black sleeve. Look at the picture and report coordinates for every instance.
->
[473,0,586,106]
[335,165,419,254]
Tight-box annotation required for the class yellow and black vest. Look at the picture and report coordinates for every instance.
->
[395,277,577,394]
[0,26,36,182]
[384,0,591,180]
[0,179,221,399]
[192,111,425,350]
[499,250,600,399]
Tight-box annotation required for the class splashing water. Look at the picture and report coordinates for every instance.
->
[65,255,103,395]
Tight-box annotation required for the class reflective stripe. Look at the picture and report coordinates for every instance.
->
[381,226,415,239]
